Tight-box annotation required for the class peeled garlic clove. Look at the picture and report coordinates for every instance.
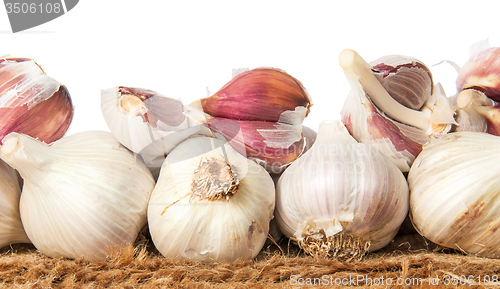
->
[409,131,500,258]
[207,118,304,174]
[0,131,155,260]
[148,136,275,262]
[275,120,409,260]
[193,68,312,125]
[0,57,73,144]
[456,47,500,102]
[101,86,198,156]
[371,55,433,110]
[0,159,30,248]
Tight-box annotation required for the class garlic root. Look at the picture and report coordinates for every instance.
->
[296,229,371,262]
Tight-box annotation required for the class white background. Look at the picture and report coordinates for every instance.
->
[1,1,499,135]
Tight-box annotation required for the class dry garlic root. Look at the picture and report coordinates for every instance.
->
[275,120,409,260]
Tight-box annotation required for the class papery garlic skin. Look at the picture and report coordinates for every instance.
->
[0,131,155,260]
[302,125,317,153]
[101,86,199,157]
[207,118,304,174]
[341,80,428,172]
[0,159,30,248]
[409,132,500,258]
[148,137,275,262]
[0,57,73,144]
[275,121,409,258]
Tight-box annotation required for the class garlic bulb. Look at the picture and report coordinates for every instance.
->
[0,57,73,144]
[409,131,500,258]
[101,86,201,157]
[275,120,409,260]
[0,159,30,248]
[339,49,457,171]
[0,131,155,260]
[148,136,275,262]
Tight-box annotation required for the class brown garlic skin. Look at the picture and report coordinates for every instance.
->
[0,58,73,144]
[198,68,312,124]
[456,47,500,102]
[371,55,433,110]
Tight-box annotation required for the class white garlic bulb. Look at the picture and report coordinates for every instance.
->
[275,120,409,260]
[0,159,30,248]
[409,131,500,258]
[0,131,155,260]
[148,136,275,262]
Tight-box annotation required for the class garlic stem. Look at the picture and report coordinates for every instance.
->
[1,133,49,168]
[339,49,430,134]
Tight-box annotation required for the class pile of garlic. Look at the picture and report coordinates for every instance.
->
[3,40,500,263]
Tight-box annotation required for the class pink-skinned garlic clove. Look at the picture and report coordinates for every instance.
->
[207,118,304,174]
[194,68,312,125]
[456,47,500,102]
[371,55,433,110]
[0,57,73,144]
